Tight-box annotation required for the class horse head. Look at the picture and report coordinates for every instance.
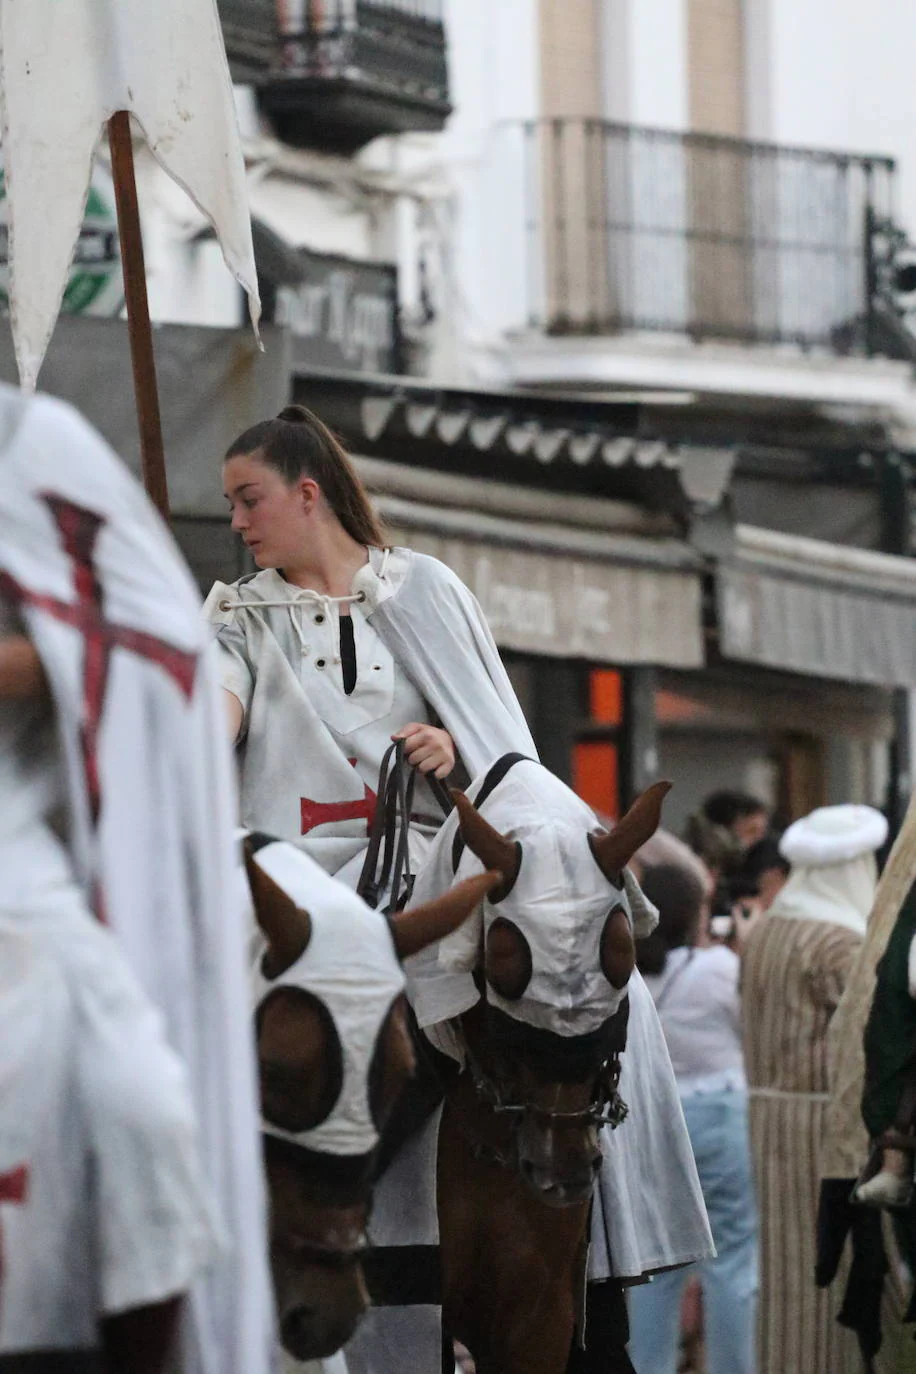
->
[245,835,499,1360]
[445,769,670,1209]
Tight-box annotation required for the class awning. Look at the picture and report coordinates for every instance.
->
[718,525,916,688]
[296,366,738,523]
[355,458,705,668]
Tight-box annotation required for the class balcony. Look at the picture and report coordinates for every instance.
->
[513,120,898,355]
[219,0,451,153]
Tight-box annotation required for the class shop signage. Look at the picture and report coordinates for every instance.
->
[0,167,123,317]
[277,249,400,375]
[387,526,705,668]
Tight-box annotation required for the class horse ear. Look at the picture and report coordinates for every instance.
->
[451,790,522,900]
[389,872,501,962]
[245,844,312,979]
[589,781,672,884]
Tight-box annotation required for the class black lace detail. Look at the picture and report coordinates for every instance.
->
[340,614,357,696]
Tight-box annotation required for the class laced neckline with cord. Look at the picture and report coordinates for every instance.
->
[217,547,392,667]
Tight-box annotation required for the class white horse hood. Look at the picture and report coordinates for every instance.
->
[248,837,405,1159]
[408,761,658,1040]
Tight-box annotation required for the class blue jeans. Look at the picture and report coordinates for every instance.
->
[627,1090,758,1374]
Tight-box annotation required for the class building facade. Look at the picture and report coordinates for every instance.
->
[434,0,916,828]
[13,0,916,831]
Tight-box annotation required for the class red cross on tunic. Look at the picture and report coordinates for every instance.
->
[0,495,198,825]
[0,1164,29,1322]
[301,759,377,837]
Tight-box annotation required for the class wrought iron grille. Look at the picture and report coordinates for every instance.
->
[521,119,897,351]
[275,0,443,33]
[219,0,449,145]
[220,1,446,68]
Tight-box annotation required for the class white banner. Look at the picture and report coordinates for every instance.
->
[0,0,261,391]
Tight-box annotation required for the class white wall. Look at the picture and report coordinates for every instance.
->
[428,0,539,373]
[436,0,693,370]
[138,154,243,329]
[754,0,916,235]
[601,0,688,129]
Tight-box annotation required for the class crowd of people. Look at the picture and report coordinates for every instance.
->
[2,386,915,1374]
[633,788,916,1374]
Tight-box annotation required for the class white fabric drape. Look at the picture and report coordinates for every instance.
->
[0,0,260,391]
[0,388,272,1374]
[768,855,878,938]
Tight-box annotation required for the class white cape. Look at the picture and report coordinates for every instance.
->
[368,551,537,780]
[406,760,713,1282]
[0,389,273,1374]
[0,0,260,391]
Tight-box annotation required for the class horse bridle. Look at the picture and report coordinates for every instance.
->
[279,1228,371,1271]
[445,1039,628,1176]
[357,746,630,1175]
[467,1046,629,1132]
[263,1134,374,1271]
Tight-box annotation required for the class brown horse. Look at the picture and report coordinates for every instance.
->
[426,773,670,1374]
[245,840,499,1363]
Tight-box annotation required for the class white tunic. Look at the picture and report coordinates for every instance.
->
[0,387,273,1374]
[0,863,217,1359]
[207,551,441,888]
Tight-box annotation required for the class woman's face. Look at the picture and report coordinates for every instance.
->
[224,453,310,569]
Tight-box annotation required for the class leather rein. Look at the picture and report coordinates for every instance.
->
[447,991,630,1175]
[357,747,630,1177]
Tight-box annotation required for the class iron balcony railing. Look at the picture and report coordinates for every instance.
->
[223,0,444,52]
[273,0,444,41]
[220,0,449,147]
[519,119,897,352]
[274,0,447,92]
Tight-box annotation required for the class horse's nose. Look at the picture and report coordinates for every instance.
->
[280,1304,366,1362]
[520,1158,595,1208]
[280,1305,319,1361]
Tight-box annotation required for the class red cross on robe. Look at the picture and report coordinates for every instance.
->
[0,1163,28,1323]
[0,495,199,826]
[301,759,377,837]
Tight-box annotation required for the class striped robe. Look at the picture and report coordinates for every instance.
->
[742,915,862,1374]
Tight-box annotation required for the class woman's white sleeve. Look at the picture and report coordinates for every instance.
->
[214,630,254,719]
[203,584,254,718]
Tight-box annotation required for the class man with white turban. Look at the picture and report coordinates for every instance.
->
[741,803,887,1374]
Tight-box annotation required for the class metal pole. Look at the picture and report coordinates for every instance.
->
[623,667,659,807]
[863,194,879,359]
[107,111,170,521]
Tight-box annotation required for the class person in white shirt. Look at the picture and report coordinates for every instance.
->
[627,862,758,1374]
[206,405,537,896]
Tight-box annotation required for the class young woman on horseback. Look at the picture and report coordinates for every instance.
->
[207,405,714,1374]
[206,404,536,893]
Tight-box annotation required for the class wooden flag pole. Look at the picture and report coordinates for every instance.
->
[107,111,170,522]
